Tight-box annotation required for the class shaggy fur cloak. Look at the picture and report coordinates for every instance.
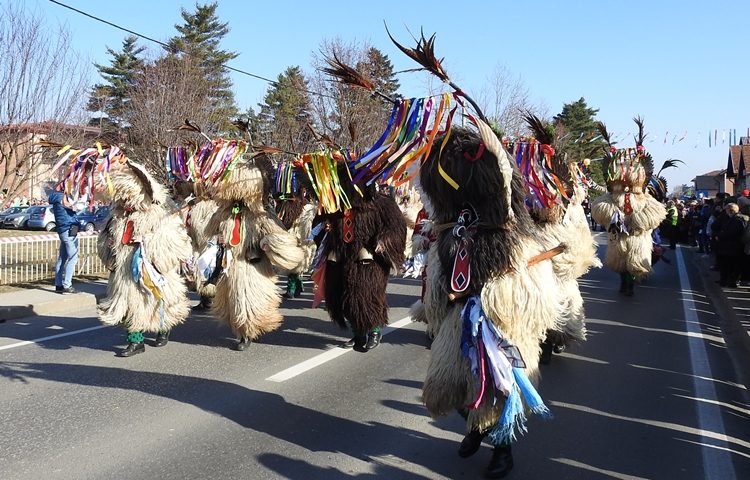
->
[277,197,317,276]
[315,168,407,333]
[591,191,666,277]
[416,127,563,433]
[207,164,304,340]
[186,198,220,301]
[97,162,192,333]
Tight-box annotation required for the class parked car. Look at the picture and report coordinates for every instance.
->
[0,206,29,227]
[77,205,110,233]
[3,206,36,229]
[26,205,57,231]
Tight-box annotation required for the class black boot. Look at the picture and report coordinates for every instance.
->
[485,444,513,479]
[539,341,553,365]
[234,337,251,351]
[341,335,367,349]
[118,342,145,357]
[294,277,304,298]
[364,330,382,351]
[458,429,486,458]
[192,297,213,311]
[153,331,169,347]
[619,273,627,293]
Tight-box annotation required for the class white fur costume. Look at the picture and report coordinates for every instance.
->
[207,164,304,341]
[97,162,192,332]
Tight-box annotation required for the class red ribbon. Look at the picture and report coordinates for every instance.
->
[463,143,485,162]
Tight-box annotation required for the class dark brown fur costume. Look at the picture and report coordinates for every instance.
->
[316,168,407,333]
[420,128,537,298]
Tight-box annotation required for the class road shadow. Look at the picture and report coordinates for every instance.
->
[0,361,459,478]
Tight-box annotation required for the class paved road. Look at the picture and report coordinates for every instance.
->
[1,238,749,479]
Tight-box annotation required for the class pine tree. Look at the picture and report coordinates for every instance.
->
[258,66,315,152]
[553,97,605,185]
[166,2,238,132]
[87,35,145,141]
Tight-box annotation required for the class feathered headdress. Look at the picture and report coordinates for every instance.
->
[598,117,650,193]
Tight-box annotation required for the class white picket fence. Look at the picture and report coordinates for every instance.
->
[0,232,106,285]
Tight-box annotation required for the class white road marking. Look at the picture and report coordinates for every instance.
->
[0,325,110,352]
[675,246,736,478]
[266,316,413,382]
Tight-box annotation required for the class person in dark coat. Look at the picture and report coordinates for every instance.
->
[714,203,746,288]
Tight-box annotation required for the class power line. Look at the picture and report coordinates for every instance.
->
[47,0,338,101]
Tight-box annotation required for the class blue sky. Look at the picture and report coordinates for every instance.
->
[31,0,749,190]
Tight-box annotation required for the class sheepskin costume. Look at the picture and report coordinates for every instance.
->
[417,123,563,440]
[185,197,220,307]
[590,119,666,295]
[314,163,406,342]
[276,191,317,298]
[520,115,601,353]
[206,160,304,349]
[97,161,192,344]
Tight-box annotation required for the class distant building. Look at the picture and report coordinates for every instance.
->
[726,136,750,192]
[692,169,733,198]
[0,122,100,201]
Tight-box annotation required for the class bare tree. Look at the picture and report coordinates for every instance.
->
[310,38,400,155]
[0,1,90,202]
[478,64,545,137]
[124,54,214,180]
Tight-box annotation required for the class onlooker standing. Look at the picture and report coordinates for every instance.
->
[665,200,679,249]
[714,203,746,288]
[49,190,80,294]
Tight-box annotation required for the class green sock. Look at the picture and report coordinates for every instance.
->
[127,331,144,343]
[370,326,381,334]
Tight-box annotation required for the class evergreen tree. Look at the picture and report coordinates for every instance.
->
[258,66,315,152]
[166,2,238,132]
[553,97,605,185]
[87,35,145,141]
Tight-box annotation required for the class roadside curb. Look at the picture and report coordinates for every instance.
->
[689,247,750,394]
[0,282,106,322]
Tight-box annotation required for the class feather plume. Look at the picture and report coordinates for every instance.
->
[386,26,449,83]
[656,158,684,176]
[641,152,655,180]
[232,118,250,134]
[322,53,376,91]
[633,116,647,147]
[596,121,613,148]
[251,144,289,156]
[522,110,555,146]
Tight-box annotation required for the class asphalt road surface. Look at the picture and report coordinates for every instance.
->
[2,236,749,479]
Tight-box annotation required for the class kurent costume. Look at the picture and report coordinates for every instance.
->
[519,114,601,364]
[97,158,193,357]
[204,157,304,351]
[323,37,563,477]
[273,161,317,299]
[591,118,666,296]
[312,161,406,351]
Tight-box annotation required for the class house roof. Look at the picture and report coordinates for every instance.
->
[727,144,750,178]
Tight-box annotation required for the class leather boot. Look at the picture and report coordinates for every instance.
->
[485,445,513,479]
[234,337,251,351]
[624,276,634,297]
[364,331,382,351]
[458,429,486,458]
[619,273,627,293]
[294,278,304,298]
[118,342,145,357]
[341,336,367,349]
[153,331,169,347]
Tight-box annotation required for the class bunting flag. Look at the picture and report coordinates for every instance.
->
[273,160,298,198]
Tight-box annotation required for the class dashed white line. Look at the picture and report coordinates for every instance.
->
[266,316,413,382]
[0,325,110,351]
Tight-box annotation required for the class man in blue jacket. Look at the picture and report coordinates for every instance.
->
[48,190,80,294]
